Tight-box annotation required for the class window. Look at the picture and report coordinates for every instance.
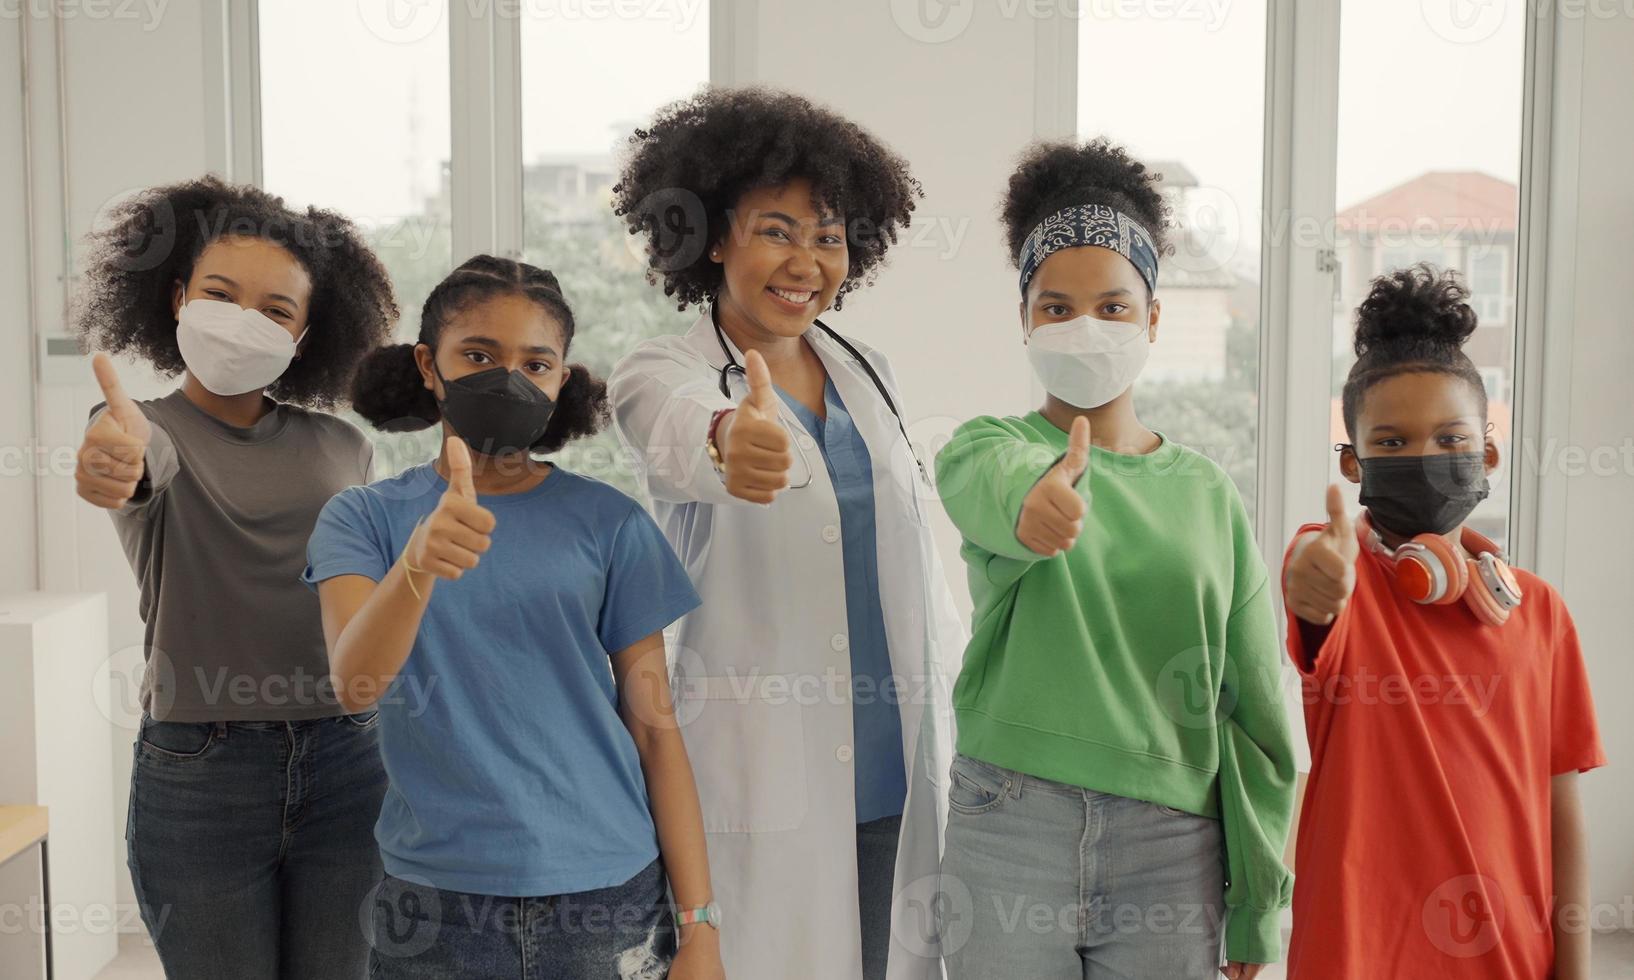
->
[519,3,710,493]
[257,3,710,484]
[259,2,453,476]
[1077,0,1268,525]
[1327,2,1525,549]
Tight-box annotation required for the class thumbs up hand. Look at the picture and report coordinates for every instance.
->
[1285,484,1361,625]
[716,348,794,505]
[76,353,153,509]
[1018,415,1092,557]
[406,437,496,582]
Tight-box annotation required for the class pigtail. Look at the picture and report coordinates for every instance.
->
[351,343,439,431]
[534,364,608,453]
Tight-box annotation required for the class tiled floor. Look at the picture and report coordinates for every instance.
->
[94,928,1634,978]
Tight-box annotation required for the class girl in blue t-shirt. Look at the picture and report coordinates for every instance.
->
[305,255,725,980]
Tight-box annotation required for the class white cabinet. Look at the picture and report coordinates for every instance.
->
[0,592,117,980]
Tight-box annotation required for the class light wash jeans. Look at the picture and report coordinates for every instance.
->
[938,753,1226,979]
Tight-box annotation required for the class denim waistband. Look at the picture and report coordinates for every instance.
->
[955,752,1122,802]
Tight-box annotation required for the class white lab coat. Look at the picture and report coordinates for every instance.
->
[607,312,967,980]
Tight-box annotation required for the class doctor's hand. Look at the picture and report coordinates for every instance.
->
[76,353,152,509]
[406,437,495,582]
[716,348,794,505]
[1284,483,1360,625]
[1017,415,1091,557]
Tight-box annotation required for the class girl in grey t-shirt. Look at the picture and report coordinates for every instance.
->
[72,175,397,979]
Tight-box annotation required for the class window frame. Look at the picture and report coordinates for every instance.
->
[228,0,1558,568]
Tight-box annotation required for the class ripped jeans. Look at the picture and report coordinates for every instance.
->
[367,858,676,979]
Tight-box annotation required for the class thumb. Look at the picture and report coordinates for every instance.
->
[1057,415,1091,483]
[741,348,776,416]
[92,352,147,439]
[1323,483,1356,545]
[445,436,476,501]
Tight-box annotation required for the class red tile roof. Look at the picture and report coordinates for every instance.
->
[1336,171,1518,236]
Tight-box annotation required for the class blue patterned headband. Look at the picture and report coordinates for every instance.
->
[1017,204,1160,298]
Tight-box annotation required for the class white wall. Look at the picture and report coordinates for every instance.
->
[0,13,39,597]
[1548,10,1634,913]
[14,0,226,924]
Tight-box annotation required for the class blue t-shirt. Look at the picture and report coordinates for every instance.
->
[778,378,907,823]
[302,462,701,897]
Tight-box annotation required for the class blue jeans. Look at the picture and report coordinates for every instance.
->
[938,754,1225,979]
[126,713,388,980]
[367,857,677,979]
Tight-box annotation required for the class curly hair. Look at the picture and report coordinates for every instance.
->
[350,255,608,455]
[1001,137,1172,284]
[73,175,398,408]
[611,86,922,311]
[1340,262,1487,439]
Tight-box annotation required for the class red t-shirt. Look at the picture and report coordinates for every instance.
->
[1282,521,1605,980]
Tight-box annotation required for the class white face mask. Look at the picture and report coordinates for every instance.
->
[175,298,306,396]
[1025,314,1151,410]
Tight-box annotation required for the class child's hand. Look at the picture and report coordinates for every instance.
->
[407,437,495,581]
[668,925,725,980]
[1018,415,1091,556]
[1222,961,1266,979]
[1285,483,1360,625]
[76,353,152,509]
[718,348,793,505]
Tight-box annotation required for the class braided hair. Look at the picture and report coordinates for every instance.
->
[350,255,608,453]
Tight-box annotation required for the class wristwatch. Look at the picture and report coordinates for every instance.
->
[675,900,723,931]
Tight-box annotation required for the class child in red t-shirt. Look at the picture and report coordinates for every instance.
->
[1281,264,1605,980]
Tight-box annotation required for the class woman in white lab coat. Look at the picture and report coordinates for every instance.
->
[607,87,966,980]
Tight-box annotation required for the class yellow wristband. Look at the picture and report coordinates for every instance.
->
[401,516,429,601]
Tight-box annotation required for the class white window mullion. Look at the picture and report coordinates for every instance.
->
[1258,0,1341,572]
[450,2,523,262]
[1510,0,1571,578]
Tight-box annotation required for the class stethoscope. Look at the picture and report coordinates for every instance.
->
[709,302,929,483]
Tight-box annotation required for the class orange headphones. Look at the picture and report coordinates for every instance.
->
[1360,512,1524,626]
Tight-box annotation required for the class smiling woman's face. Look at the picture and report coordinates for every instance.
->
[1021,244,1157,341]
[173,235,313,341]
[713,177,848,339]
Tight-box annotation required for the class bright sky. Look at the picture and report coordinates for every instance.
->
[258,1,709,223]
[258,1,1524,241]
[1077,0,1524,260]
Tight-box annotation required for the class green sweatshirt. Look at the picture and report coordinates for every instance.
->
[935,411,1296,964]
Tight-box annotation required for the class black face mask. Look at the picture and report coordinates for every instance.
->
[434,363,556,457]
[1353,450,1490,538]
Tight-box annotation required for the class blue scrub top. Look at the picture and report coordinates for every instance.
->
[777,377,908,824]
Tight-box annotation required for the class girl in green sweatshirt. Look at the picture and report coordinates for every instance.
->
[933,139,1297,980]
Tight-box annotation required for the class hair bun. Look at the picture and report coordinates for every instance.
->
[1353,262,1478,358]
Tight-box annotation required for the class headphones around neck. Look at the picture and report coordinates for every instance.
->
[1360,511,1524,626]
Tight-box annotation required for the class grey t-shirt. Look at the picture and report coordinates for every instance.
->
[90,389,374,721]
